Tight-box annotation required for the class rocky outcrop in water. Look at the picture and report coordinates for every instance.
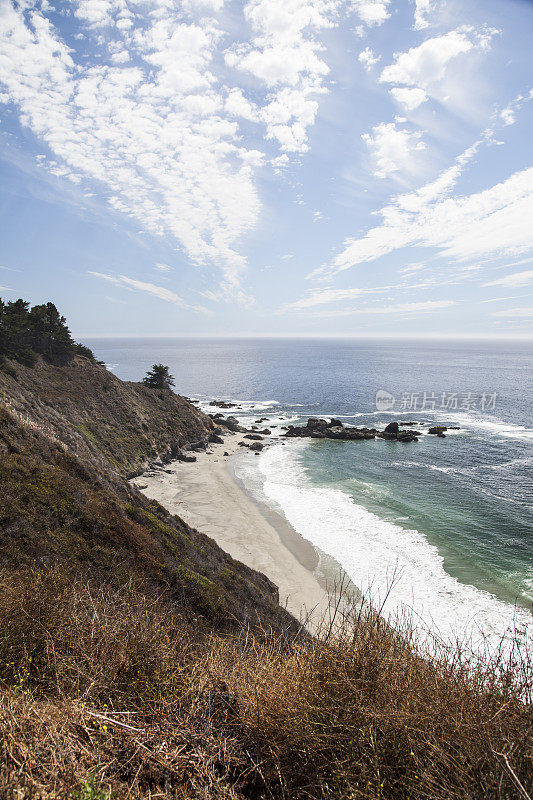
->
[285,418,377,440]
[285,418,426,443]
[377,421,422,442]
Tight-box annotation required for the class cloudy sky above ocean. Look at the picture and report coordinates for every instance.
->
[0,0,532,336]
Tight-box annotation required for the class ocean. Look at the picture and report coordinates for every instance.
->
[84,337,532,654]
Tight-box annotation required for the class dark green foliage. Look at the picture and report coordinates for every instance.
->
[143,364,175,390]
[0,297,95,366]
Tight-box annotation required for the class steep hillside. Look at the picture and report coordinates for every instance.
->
[0,404,290,631]
[0,355,213,477]
[0,324,294,633]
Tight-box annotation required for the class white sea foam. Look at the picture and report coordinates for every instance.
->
[199,398,280,413]
[253,442,531,658]
[432,411,533,442]
[331,409,533,443]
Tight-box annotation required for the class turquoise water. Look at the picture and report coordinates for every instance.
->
[85,337,532,648]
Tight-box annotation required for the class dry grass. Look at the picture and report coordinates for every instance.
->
[0,567,531,800]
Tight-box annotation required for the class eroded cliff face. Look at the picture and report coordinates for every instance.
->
[0,359,294,633]
[0,356,214,477]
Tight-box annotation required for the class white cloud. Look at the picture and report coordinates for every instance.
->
[225,0,337,152]
[280,285,387,312]
[380,27,496,91]
[89,271,209,311]
[358,47,380,71]
[398,262,425,274]
[0,1,268,300]
[389,87,427,110]
[154,263,173,272]
[500,107,516,126]
[413,0,438,30]
[483,270,533,288]
[297,299,456,317]
[225,87,259,121]
[315,165,533,278]
[362,122,425,179]
[491,307,533,318]
[349,0,390,27]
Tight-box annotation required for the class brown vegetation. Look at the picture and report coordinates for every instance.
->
[0,355,213,477]
[0,568,530,800]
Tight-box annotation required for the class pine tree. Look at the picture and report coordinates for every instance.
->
[142,364,175,390]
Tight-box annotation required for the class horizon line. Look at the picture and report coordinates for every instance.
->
[77,332,533,342]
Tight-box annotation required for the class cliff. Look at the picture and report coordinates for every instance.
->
[0,355,214,478]
[0,356,291,632]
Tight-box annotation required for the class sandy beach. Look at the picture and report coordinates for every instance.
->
[131,434,332,628]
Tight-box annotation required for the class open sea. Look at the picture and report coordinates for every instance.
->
[84,337,532,655]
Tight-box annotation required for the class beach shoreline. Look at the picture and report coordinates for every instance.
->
[131,434,335,629]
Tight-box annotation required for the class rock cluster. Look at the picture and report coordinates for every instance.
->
[285,418,432,443]
[209,413,246,432]
[285,417,376,440]
[377,421,422,442]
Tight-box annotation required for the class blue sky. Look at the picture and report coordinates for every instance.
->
[0,0,532,337]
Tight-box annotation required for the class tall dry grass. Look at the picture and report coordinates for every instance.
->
[0,567,531,799]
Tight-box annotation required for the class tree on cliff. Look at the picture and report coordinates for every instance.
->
[0,297,95,366]
[143,364,175,390]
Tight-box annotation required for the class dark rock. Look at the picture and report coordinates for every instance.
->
[217,415,246,433]
[209,433,224,444]
[399,421,419,426]
[437,432,446,438]
[328,419,344,428]
[428,426,447,434]
[249,442,264,451]
[223,451,229,456]
[175,452,197,462]
[307,417,329,431]
[384,421,399,434]
[396,431,419,442]
[285,418,376,441]
[209,400,237,408]
[244,434,263,441]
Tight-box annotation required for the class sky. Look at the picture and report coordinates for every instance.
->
[0,0,532,338]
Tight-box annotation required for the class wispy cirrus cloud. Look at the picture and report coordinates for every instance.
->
[483,270,533,288]
[279,284,389,312]
[88,271,210,312]
[491,307,533,318]
[293,299,456,318]
[312,137,533,278]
